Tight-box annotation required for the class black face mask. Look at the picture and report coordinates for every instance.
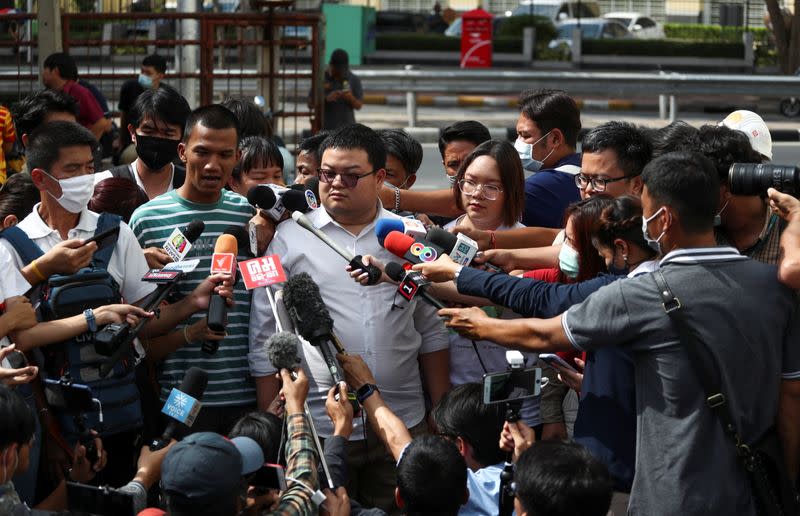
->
[135,134,179,171]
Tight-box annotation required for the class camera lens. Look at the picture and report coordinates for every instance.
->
[728,163,800,196]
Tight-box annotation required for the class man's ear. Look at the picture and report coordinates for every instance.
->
[455,436,468,458]
[128,124,136,144]
[549,128,564,147]
[3,214,18,228]
[21,134,29,148]
[30,168,61,198]
[404,174,417,190]
[375,168,386,184]
[394,487,404,509]
[631,175,644,196]
[178,142,187,163]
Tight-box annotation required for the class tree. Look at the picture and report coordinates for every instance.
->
[765,0,800,73]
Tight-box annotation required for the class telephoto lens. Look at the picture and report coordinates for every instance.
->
[728,163,800,196]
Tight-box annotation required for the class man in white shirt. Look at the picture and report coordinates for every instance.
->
[249,123,449,512]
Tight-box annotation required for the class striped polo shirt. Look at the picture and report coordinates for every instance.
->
[129,189,256,406]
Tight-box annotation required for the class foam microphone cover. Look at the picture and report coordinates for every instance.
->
[281,189,315,213]
[426,227,457,251]
[247,184,278,210]
[306,177,320,202]
[178,366,209,400]
[375,218,405,246]
[183,220,205,243]
[384,261,407,282]
[213,233,239,255]
[283,272,334,343]
[266,331,302,370]
[383,231,415,258]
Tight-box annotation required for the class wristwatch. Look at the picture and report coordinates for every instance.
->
[84,309,97,333]
[356,383,379,404]
[453,265,464,284]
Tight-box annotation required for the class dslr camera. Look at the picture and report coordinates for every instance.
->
[729,163,800,196]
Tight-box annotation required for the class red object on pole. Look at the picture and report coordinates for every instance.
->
[460,8,493,68]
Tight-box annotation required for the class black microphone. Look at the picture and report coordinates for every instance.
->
[150,367,208,450]
[162,219,205,262]
[204,227,243,352]
[426,227,504,273]
[247,184,317,221]
[305,177,320,203]
[384,262,447,310]
[266,331,302,371]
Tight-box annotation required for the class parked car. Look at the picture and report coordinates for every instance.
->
[444,16,507,38]
[511,0,600,23]
[547,18,632,50]
[603,12,665,38]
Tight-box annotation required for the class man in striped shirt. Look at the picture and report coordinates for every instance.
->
[130,105,256,434]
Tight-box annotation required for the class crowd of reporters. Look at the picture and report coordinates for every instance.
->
[0,70,799,516]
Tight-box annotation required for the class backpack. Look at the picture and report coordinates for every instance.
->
[108,163,186,190]
[0,214,143,438]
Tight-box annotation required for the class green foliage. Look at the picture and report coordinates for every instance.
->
[496,15,557,43]
[664,23,770,44]
[583,39,745,58]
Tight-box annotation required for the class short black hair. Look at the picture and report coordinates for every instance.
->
[183,104,240,144]
[319,123,386,171]
[129,83,191,136]
[438,120,491,159]
[220,97,271,139]
[515,440,613,516]
[431,383,504,467]
[142,53,167,74]
[581,121,653,178]
[377,128,423,176]
[518,89,581,147]
[0,173,39,221]
[642,151,720,234]
[0,385,36,449]
[229,411,283,464]
[397,435,467,515]
[43,52,78,81]
[11,89,78,139]
[649,120,700,158]
[297,132,328,164]
[26,121,97,172]
[234,136,284,180]
[697,124,764,184]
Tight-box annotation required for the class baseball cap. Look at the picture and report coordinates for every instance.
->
[720,110,773,160]
[161,432,264,506]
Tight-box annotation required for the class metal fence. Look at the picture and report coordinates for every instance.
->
[0,8,324,144]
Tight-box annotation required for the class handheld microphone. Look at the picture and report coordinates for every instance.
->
[305,177,320,203]
[425,227,504,273]
[150,367,208,450]
[247,184,318,221]
[205,228,242,349]
[382,231,446,265]
[375,218,428,246]
[163,219,205,262]
[384,262,447,310]
[291,211,382,286]
[266,331,302,371]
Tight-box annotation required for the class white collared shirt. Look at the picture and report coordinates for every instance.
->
[0,204,155,305]
[249,205,449,439]
[0,245,31,348]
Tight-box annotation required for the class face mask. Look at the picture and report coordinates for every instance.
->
[138,73,153,88]
[713,200,729,227]
[515,132,552,174]
[642,207,666,255]
[135,134,179,171]
[447,174,457,186]
[558,243,580,279]
[44,171,94,214]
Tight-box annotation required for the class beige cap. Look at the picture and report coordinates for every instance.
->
[720,110,773,160]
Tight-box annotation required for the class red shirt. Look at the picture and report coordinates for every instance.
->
[62,80,104,128]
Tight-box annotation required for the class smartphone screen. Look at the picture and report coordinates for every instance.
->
[1,349,27,369]
[83,225,121,251]
[44,378,96,413]
[250,463,287,491]
[483,367,542,405]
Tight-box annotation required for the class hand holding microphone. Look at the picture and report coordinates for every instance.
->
[346,255,390,286]
[150,367,208,450]
[410,254,462,284]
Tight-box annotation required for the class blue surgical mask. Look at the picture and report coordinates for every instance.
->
[558,243,580,279]
[447,174,457,186]
[138,73,153,89]
[607,250,629,276]
[642,207,666,254]
[515,132,552,174]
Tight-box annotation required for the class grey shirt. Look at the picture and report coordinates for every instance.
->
[322,70,363,130]
[563,247,800,516]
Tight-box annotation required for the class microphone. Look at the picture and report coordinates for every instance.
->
[290,211,382,286]
[426,227,504,273]
[150,367,208,450]
[163,219,205,262]
[382,231,446,265]
[306,177,320,203]
[375,217,427,246]
[265,331,302,371]
[247,184,318,221]
[384,262,447,310]
[205,228,242,349]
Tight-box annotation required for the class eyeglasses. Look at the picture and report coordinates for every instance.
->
[458,179,503,201]
[575,174,632,192]
[317,168,377,189]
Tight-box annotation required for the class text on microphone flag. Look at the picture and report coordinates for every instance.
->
[239,254,287,289]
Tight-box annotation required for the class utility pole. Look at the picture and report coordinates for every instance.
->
[37,1,62,83]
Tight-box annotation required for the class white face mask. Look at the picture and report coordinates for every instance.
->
[642,207,666,254]
[446,174,457,186]
[515,132,553,174]
[43,171,95,214]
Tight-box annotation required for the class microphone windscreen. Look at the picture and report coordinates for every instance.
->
[306,177,320,202]
[383,231,415,258]
[247,185,277,210]
[375,218,405,246]
[266,331,302,370]
[426,227,457,251]
[283,272,334,342]
[281,189,316,213]
[183,220,205,243]
[213,233,239,255]
[222,225,248,252]
[177,367,208,399]
[384,261,407,282]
